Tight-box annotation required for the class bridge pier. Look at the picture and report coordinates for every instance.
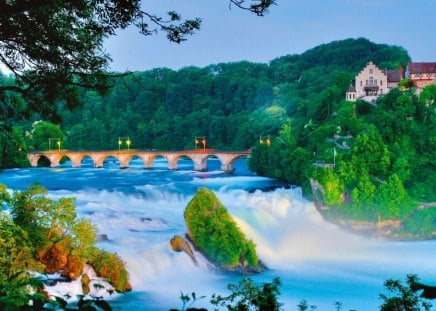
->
[50,160,60,168]
[167,155,178,170]
[27,154,39,167]
[119,160,130,169]
[193,161,207,171]
[69,155,82,168]
[221,163,234,172]
[94,160,104,168]
[168,162,178,170]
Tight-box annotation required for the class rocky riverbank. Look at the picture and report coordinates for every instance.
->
[330,218,435,240]
[310,178,436,240]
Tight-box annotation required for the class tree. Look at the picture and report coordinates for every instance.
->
[211,277,282,311]
[0,183,131,308]
[351,125,390,177]
[0,1,202,115]
[379,275,433,311]
[10,184,77,247]
[0,1,274,107]
[28,120,65,151]
[0,0,276,167]
[0,126,28,168]
[376,174,415,219]
[0,215,45,310]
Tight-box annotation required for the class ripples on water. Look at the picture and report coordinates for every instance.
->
[0,158,435,310]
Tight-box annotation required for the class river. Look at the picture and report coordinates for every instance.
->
[0,157,435,310]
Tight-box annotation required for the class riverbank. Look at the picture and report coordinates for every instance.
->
[323,216,436,241]
[309,178,436,241]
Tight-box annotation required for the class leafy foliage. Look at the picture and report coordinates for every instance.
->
[27,120,66,151]
[402,208,436,236]
[0,0,275,168]
[10,183,76,247]
[0,126,28,168]
[211,277,282,311]
[250,57,434,234]
[0,183,129,309]
[90,251,130,292]
[379,275,433,311]
[184,188,259,268]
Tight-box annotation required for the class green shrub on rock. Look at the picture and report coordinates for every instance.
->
[184,188,259,269]
[90,251,131,292]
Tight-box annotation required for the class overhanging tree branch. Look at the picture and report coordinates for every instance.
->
[0,0,276,122]
[229,0,277,16]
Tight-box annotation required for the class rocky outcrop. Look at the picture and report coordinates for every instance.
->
[170,235,197,264]
[181,188,264,275]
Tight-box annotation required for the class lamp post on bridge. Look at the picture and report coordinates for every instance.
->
[118,137,131,150]
[48,137,61,151]
[195,136,206,150]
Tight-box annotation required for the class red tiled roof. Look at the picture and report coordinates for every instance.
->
[387,69,402,82]
[407,62,436,74]
[347,84,356,92]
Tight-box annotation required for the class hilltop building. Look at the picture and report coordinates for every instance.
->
[405,62,436,91]
[346,61,436,102]
[346,61,402,103]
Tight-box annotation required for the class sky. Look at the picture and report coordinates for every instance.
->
[104,0,436,73]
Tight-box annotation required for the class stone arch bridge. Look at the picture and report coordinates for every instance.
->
[27,149,251,172]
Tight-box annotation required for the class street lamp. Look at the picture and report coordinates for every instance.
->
[48,137,61,151]
[118,137,131,150]
[259,135,270,146]
[195,136,206,150]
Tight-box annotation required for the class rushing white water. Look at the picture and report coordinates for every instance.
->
[0,158,435,310]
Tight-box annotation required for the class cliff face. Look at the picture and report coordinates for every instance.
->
[183,188,263,274]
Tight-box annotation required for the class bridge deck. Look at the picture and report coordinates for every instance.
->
[27,149,251,172]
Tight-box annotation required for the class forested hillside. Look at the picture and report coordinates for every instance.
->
[59,38,410,151]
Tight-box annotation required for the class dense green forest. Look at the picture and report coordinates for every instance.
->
[0,38,412,153]
[1,38,434,236]
[56,38,411,151]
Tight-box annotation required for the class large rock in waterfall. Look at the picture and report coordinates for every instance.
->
[170,235,196,264]
[182,188,264,274]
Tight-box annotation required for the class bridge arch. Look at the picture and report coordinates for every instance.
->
[215,153,249,172]
[145,154,168,169]
[176,155,195,170]
[128,155,145,168]
[78,155,94,167]
[27,149,251,171]
[36,154,51,167]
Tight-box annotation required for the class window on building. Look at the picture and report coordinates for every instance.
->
[369,69,373,74]
[380,80,383,86]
